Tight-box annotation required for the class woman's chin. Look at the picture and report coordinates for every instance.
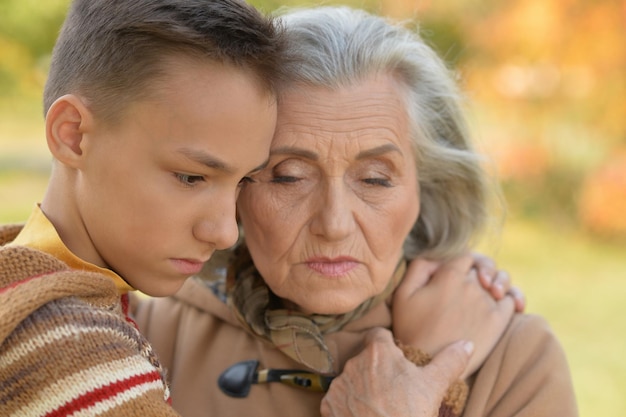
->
[295,300,361,316]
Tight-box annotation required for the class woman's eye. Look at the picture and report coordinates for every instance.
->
[362,178,392,187]
[267,159,311,184]
[174,173,205,187]
[271,175,300,184]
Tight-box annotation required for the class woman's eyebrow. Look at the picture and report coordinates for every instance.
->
[247,159,270,175]
[270,146,318,161]
[357,144,402,160]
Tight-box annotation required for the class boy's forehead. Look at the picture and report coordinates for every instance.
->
[158,54,273,96]
[101,56,276,174]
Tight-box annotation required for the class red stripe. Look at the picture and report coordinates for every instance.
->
[0,272,55,294]
[43,370,164,417]
[121,293,140,330]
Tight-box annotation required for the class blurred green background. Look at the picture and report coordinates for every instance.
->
[1,0,625,415]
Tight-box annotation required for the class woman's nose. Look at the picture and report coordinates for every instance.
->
[309,179,355,241]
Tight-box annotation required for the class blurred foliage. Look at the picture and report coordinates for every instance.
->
[0,0,69,99]
[1,0,625,239]
[0,0,68,56]
[1,2,625,416]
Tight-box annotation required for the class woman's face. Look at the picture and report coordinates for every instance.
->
[237,74,420,315]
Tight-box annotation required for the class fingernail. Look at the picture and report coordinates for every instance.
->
[463,341,474,355]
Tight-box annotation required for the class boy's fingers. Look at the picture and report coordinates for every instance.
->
[507,286,526,312]
[472,252,497,285]
[492,270,513,298]
[497,292,516,315]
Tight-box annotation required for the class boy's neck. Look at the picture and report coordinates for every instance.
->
[41,167,107,269]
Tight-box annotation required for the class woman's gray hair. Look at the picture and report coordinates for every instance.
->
[275,6,494,260]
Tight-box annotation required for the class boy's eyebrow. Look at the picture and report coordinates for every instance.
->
[176,147,269,174]
[176,147,233,173]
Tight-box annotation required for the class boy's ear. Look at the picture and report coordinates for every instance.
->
[45,94,94,167]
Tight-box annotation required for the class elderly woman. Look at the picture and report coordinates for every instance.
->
[134,6,577,417]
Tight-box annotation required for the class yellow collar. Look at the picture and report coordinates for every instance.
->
[11,205,134,294]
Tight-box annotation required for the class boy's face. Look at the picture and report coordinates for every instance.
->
[71,60,276,296]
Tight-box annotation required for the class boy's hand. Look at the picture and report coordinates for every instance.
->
[472,252,525,312]
[392,253,516,378]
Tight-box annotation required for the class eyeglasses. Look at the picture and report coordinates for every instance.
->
[218,360,335,398]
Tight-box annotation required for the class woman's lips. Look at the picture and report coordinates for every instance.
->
[305,257,359,277]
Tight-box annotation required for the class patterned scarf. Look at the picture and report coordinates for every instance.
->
[226,246,406,374]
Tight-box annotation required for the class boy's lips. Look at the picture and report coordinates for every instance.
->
[170,258,205,275]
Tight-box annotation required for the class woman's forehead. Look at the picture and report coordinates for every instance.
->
[273,76,412,156]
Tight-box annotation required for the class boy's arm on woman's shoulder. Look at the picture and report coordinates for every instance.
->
[0,296,181,417]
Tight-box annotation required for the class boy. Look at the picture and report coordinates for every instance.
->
[0,0,283,414]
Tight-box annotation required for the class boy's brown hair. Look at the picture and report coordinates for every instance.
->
[43,0,284,125]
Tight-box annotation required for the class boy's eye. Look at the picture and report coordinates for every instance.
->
[175,173,205,187]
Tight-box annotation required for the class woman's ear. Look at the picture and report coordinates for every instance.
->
[45,94,94,167]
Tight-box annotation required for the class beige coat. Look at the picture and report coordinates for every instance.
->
[134,277,578,417]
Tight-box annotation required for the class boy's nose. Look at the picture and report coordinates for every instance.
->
[193,201,240,250]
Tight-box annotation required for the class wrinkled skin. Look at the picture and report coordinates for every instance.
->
[321,328,474,417]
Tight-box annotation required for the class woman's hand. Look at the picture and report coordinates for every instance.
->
[321,328,473,417]
[392,253,518,378]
